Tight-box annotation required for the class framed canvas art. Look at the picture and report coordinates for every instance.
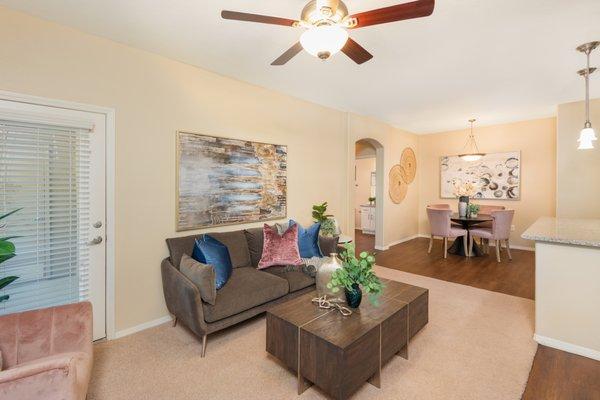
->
[440,151,520,200]
[176,131,287,231]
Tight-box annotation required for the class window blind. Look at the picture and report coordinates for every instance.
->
[0,119,91,315]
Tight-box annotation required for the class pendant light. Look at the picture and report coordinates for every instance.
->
[458,119,485,161]
[576,41,599,150]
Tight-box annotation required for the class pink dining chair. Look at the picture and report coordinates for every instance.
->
[475,205,506,245]
[469,210,514,262]
[427,203,450,209]
[427,204,461,227]
[426,207,468,259]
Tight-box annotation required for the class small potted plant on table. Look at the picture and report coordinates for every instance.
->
[468,203,480,218]
[327,243,383,308]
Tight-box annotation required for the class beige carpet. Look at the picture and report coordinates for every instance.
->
[89,267,537,400]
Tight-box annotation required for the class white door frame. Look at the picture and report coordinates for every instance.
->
[0,89,117,340]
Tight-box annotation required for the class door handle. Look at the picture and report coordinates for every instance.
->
[90,236,103,245]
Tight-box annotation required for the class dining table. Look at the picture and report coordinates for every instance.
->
[448,213,493,257]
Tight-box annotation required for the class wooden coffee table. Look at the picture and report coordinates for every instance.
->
[266,279,428,400]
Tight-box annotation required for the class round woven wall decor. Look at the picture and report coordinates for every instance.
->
[399,147,417,184]
[389,165,408,204]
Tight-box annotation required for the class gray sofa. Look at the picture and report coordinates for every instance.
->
[161,227,338,357]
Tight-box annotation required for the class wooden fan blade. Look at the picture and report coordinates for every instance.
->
[341,38,373,64]
[221,10,298,27]
[348,0,435,29]
[271,42,304,66]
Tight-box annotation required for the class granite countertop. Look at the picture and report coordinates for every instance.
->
[522,217,600,248]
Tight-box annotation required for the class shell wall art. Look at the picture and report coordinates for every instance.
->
[440,151,520,200]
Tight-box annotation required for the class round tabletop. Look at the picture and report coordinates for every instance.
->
[450,213,493,223]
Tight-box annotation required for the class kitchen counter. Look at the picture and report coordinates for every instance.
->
[522,217,600,248]
[522,216,600,361]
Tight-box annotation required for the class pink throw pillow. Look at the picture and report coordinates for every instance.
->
[258,223,303,269]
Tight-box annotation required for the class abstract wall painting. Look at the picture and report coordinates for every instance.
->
[440,151,520,200]
[176,131,287,231]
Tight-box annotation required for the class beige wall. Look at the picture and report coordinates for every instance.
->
[354,157,376,226]
[418,118,557,248]
[0,7,420,333]
[347,115,420,249]
[557,98,600,218]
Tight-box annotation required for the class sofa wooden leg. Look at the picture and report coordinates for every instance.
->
[201,334,207,358]
[428,235,433,254]
[172,316,178,327]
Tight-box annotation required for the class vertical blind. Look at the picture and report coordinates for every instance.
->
[0,119,91,315]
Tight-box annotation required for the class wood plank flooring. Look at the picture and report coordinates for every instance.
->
[354,231,535,299]
[353,230,600,399]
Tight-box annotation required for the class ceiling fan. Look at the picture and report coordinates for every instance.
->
[221,0,435,65]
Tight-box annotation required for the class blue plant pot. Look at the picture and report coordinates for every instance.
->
[345,284,363,308]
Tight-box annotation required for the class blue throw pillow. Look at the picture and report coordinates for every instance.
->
[289,219,322,258]
[192,235,232,290]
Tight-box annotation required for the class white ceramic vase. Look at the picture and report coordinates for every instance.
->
[458,201,468,218]
[316,253,343,298]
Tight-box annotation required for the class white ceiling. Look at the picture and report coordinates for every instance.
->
[2,0,600,133]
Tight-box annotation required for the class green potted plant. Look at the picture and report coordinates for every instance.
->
[0,209,20,302]
[327,243,383,308]
[468,203,480,218]
[312,202,336,237]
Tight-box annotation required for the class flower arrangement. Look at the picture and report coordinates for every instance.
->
[452,180,477,198]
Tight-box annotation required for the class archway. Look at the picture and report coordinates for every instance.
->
[353,138,384,250]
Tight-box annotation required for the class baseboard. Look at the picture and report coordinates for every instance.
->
[534,334,600,361]
[375,234,419,251]
[114,315,173,339]
[417,233,535,252]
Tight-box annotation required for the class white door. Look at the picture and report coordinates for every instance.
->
[0,99,106,340]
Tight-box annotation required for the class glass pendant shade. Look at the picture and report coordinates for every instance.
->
[578,127,596,149]
[459,154,484,162]
[300,25,348,59]
[579,127,598,141]
[458,119,485,161]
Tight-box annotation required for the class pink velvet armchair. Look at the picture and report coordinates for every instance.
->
[0,301,93,400]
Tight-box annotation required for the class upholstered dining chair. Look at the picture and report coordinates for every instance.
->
[426,207,468,259]
[427,204,461,227]
[475,205,506,246]
[427,203,451,209]
[469,210,515,262]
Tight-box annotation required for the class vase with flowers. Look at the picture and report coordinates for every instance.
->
[452,181,477,217]
[327,243,383,308]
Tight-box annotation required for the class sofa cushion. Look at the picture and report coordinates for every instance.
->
[319,235,340,256]
[207,230,252,268]
[192,236,232,290]
[244,226,340,266]
[166,234,199,268]
[179,254,217,305]
[262,265,315,292]
[244,228,264,267]
[258,224,303,269]
[202,268,289,323]
[289,219,322,258]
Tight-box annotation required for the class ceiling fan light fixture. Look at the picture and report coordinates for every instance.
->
[300,25,348,60]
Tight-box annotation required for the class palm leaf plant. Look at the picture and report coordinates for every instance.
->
[327,243,383,307]
[0,209,21,302]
